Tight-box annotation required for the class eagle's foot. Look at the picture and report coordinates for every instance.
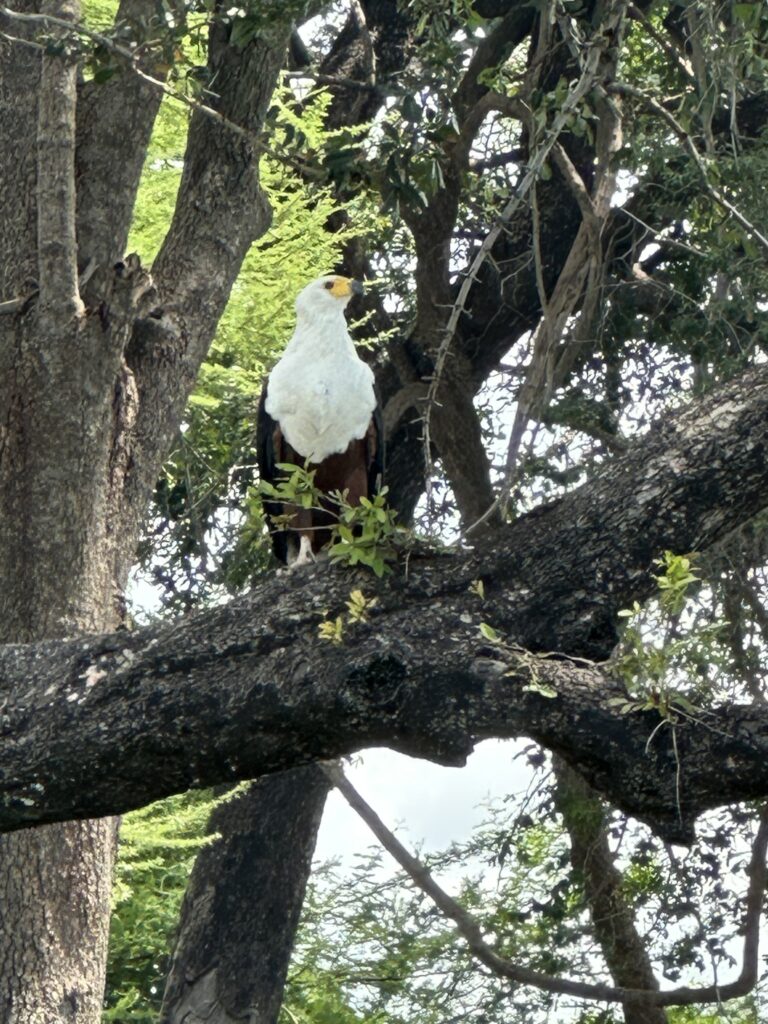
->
[289,534,316,568]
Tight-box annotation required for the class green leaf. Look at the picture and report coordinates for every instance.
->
[522,681,558,699]
[479,622,501,643]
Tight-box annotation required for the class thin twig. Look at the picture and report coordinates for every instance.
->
[620,208,707,259]
[0,296,30,315]
[324,761,768,1008]
[609,80,768,256]
[283,68,379,94]
[422,1,629,528]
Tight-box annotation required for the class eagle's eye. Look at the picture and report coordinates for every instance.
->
[324,280,335,290]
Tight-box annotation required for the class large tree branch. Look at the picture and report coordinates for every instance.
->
[149,18,287,340]
[1,365,768,840]
[36,0,82,321]
[75,0,166,299]
[113,17,291,576]
[452,6,534,120]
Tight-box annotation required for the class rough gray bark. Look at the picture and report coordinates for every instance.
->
[0,4,123,1018]
[0,1,40,300]
[0,820,119,1024]
[1,362,768,846]
[75,0,167,299]
[0,2,292,1020]
[160,767,332,1024]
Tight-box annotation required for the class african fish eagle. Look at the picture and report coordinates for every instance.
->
[257,275,383,566]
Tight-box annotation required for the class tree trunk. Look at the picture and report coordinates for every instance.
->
[161,767,331,1023]
[0,822,119,1024]
[0,1,125,1015]
[0,0,290,1017]
[553,759,667,1024]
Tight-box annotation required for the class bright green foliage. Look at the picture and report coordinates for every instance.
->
[260,464,398,578]
[317,615,345,645]
[319,590,377,644]
[81,0,118,30]
[214,90,374,365]
[667,1001,758,1023]
[103,791,217,1022]
[479,621,501,643]
[653,551,700,617]
[613,553,729,721]
[345,588,377,624]
[260,461,323,517]
[328,489,399,577]
[126,97,189,265]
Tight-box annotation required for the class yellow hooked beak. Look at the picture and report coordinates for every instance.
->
[328,277,365,299]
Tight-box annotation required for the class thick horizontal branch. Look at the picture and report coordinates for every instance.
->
[1,364,768,839]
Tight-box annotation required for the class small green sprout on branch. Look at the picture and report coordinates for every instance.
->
[611,551,726,722]
[653,550,699,616]
[477,622,559,699]
[317,616,345,645]
[259,462,323,517]
[318,589,378,644]
[345,588,378,623]
[328,489,398,577]
[259,463,399,577]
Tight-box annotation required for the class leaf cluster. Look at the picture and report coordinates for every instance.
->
[103,791,218,1021]
[260,462,399,578]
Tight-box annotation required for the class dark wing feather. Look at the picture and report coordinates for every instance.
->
[256,385,289,564]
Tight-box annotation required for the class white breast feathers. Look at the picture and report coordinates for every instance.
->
[265,319,376,464]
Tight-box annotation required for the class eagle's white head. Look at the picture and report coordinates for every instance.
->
[295,275,364,321]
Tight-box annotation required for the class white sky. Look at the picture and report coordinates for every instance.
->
[314,739,532,865]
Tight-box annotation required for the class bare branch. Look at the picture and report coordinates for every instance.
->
[423,1,630,526]
[325,764,768,1009]
[323,761,628,1002]
[453,7,534,119]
